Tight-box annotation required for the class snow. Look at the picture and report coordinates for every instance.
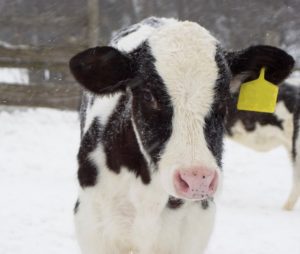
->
[0,108,80,254]
[0,108,299,254]
[0,67,29,85]
[0,40,30,85]
[207,140,300,254]
[0,40,29,50]
[287,70,300,86]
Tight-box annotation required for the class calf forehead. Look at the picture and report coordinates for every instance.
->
[149,21,219,115]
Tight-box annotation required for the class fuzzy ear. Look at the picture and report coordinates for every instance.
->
[69,46,134,94]
[225,45,295,92]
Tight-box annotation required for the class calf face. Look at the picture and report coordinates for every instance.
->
[70,20,294,201]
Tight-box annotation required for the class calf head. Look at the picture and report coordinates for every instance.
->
[70,21,294,201]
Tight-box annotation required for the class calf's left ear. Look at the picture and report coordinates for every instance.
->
[225,45,295,92]
[69,46,134,94]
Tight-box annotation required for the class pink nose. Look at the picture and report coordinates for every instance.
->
[174,167,218,200]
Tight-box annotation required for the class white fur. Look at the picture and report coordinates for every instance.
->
[114,25,157,52]
[76,19,220,254]
[131,115,152,168]
[229,102,293,151]
[148,21,221,198]
[76,146,215,254]
[83,93,122,134]
[112,18,177,53]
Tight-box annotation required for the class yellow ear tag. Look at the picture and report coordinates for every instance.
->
[237,67,278,113]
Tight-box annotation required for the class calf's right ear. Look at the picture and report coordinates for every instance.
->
[69,46,134,94]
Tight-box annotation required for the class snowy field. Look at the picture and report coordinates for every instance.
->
[0,108,299,254]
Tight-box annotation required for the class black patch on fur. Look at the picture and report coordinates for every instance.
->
[103,95,151,184]
[167,197,184,209]
[130,44,173,163]
[278,83,298,113]
[201,199,209,209]
[74,199,80,214]
[292,108,300,160]
[77,118,102,187]
[204,46,231,168]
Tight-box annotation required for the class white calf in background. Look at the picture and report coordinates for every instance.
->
[226,82,300,210]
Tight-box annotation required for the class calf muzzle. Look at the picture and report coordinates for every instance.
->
[174,167,218,200]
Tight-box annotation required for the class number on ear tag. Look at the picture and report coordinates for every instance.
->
[237,67,278,113]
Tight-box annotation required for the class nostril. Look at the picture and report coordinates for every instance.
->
[177,172,189,192]
[209,172,218,192]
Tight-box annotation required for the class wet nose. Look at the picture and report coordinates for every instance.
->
[174,167,218,200]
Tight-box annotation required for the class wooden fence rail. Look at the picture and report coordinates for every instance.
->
[0,83,81,110]
[0,46,84,110]
[0,0,100,111]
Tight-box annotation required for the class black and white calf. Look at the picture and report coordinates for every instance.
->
[69,17,294,254]
[226,82,300,210]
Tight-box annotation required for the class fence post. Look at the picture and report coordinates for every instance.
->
[87,0,100,47]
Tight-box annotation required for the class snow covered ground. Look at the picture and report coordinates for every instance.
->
[0,108,299,254]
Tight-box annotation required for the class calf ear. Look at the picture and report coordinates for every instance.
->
[69,46,134,94]
[225,45,295,92]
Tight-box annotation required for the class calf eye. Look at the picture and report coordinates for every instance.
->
[141,89,158,109]
[142,90,154,102]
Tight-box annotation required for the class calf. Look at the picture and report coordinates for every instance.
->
[69,17,294,254]
[226,82,300,210]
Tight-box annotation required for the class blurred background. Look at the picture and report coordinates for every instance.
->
[0,0,299,110]
[1,2,300,253]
